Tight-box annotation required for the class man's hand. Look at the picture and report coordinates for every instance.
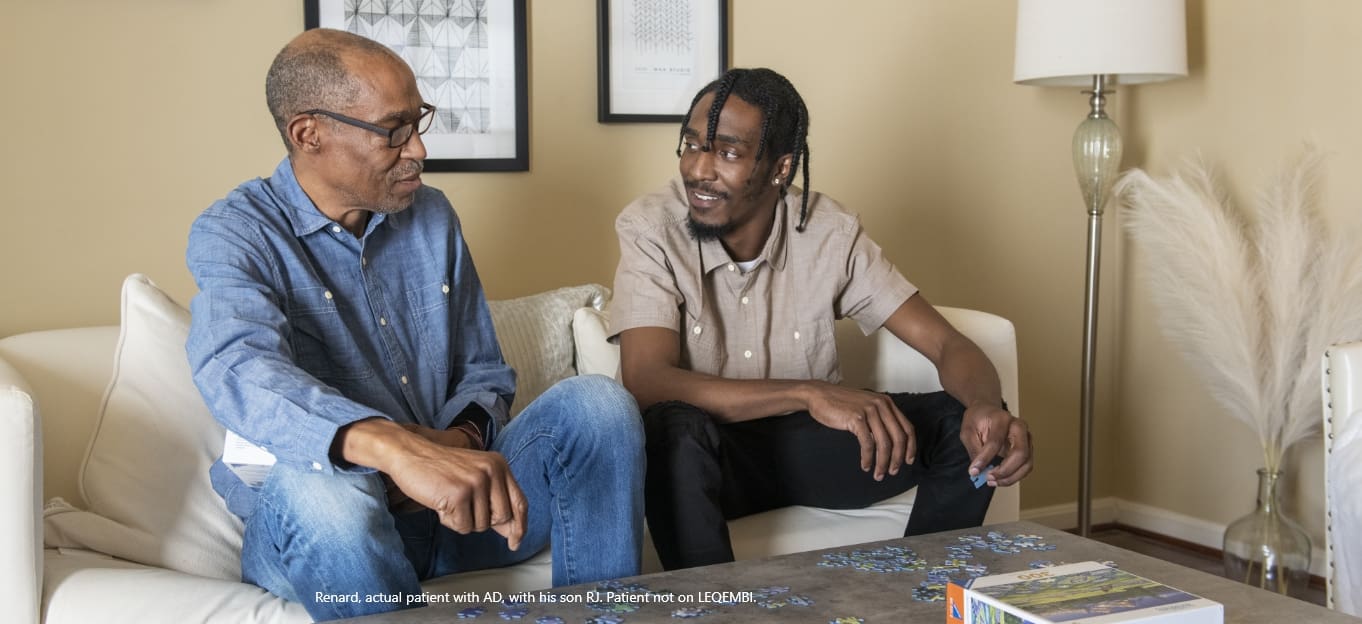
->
[384,423,478,512]
[338,419,528,550]
[399,422,476,449]
[959,405,1032,487]
[803,382,915,481]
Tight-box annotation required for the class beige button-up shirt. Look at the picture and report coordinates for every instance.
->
[609,178,917,384]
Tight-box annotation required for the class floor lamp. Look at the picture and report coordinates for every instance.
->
[1013,0,1187,537]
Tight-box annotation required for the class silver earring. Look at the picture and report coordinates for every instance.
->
[772,178,781,186]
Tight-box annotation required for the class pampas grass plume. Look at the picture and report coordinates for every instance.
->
[1116,147,1362,472]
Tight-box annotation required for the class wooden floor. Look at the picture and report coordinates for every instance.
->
[1088,525,1326,607]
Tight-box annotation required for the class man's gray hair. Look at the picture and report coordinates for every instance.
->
[264,29,397,152]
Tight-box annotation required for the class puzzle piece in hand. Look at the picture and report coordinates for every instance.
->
[971,456,1003,488]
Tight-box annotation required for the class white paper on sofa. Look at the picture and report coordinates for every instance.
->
[223,430,276,487]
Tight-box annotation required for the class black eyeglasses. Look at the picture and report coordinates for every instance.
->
[304,103,436,148]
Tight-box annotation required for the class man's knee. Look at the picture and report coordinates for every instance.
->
[243,465,414,605]
[254,464,393,544]
[524,374,644,451]
[895,391,965,436]
[642,401,721,461]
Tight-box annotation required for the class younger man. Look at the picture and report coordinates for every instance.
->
[609,67,1033,570]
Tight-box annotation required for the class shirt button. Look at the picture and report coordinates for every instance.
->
[331,225,342,233]
[400,375,409,385]
[362,257,367,266]
[743,350,753,359]
[794,331,801,340]
[441,284,450,294]
[741,296,749,305]
[323,290,333,300]
[727,263,736,272]
[311,462,322,471]
[379,317,387,326]
[693,326,702,335]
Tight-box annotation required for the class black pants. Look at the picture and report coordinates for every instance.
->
[642,391,994,570]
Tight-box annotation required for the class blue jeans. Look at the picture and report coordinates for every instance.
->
[238,375,645,621]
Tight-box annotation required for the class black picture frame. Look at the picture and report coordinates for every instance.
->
[305,0,529,172]
[597,0,729,123]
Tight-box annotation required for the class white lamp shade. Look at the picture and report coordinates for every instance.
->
[1014,0,1187,86]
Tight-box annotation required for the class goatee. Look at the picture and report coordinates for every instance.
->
[686,216,735,241]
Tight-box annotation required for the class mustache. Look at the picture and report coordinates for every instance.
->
[683,180,728,199]
[394,161,424,179]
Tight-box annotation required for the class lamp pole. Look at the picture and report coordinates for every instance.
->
[1073,74,1122,537]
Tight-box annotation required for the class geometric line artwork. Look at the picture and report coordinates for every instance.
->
[630,0,694,56]
[343,0,491,134]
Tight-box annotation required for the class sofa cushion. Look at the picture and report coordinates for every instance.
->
[488,284,609,415]
[45,274,243,580]
[572,306,620,379]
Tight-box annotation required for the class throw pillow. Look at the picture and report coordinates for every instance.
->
[44,274,243,580]
[487,284,610,416]
[572,306,621,379]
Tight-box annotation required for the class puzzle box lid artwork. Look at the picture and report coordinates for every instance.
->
[946,561,1223,624]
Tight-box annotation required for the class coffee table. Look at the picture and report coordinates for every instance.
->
[336,521,1360,623]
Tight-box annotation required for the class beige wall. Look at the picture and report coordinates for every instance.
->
[1116,0,1362,549]
[3,0,1358,540]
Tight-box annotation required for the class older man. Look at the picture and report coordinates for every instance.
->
[186,29,644,621]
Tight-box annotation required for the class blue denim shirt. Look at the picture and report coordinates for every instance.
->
[186,158,516,518]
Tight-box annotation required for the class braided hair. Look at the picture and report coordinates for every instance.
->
[676,68,813,231]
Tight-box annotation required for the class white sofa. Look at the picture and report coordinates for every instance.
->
[1324,340,1362,616]
[0,275,1019,624]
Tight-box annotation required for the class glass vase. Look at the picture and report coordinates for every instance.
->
[1222,468,1312,597]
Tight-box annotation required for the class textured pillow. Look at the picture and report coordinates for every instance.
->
[488,284,610,416]
[572,306,621,379]
[44,274,242,580]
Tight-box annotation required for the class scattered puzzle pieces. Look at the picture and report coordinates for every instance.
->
[584,616,624,624]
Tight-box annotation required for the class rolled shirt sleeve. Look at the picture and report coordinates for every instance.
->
[609,209,686,341]
[837,220,918,336]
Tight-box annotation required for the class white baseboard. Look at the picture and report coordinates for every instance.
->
[1020,498,1326,578]
[1018,497,1118,529]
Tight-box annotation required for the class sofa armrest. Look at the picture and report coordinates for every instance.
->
[0,353,41,624]
[837,306,1021,523]
[1324,340,1362,615]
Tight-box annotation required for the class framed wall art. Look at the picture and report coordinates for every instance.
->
[597,0,729,123]
[305,0,529,172]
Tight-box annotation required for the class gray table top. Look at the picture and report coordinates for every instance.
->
[337,521,1359,623]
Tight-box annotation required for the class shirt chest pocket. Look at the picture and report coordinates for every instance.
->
[772,316,839,382]
[681,316,726,376]
[286,286,374,382]
[405,281,450,375]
